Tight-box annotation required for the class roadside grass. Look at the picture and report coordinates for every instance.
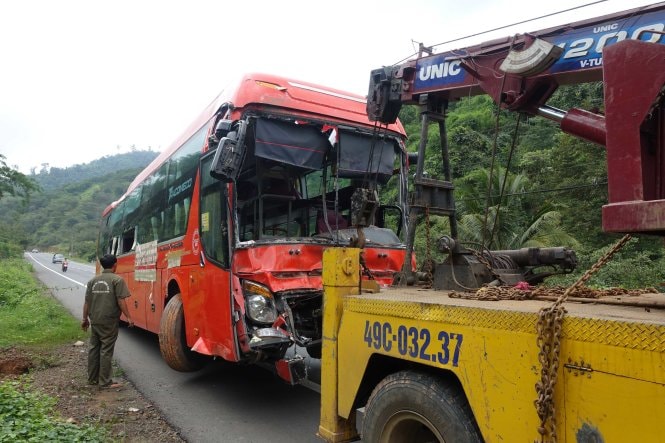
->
[0,258,108,441]
[0,378,106,442]
[0,259,83,347]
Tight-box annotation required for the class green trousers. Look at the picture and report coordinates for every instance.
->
[88,322,119,386]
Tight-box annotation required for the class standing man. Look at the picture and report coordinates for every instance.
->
[81,254,134,388]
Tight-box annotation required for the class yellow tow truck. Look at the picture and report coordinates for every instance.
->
[319,248,664,442]
[317,3,665,442]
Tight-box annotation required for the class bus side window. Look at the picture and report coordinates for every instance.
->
[150,215,162,241]
[174,203,181,236]
[138,164,168,244]
[163,205,174,238]
[167,196,191,238]
[109,236,118,256]
[137,216,151,244]
[183,197,190,229]
[175,201,184,236]
[121,227,136,254]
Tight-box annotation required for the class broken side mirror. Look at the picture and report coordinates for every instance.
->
[214,119,233,139]
[210,119,247,182]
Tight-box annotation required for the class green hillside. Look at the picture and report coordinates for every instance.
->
[0,151,157,260]
[29,150,158,190]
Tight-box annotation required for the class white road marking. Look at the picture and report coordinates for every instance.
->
[26,254,86,287]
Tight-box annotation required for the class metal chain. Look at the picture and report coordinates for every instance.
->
[534,234,632,443]
[422,207,434,289]
[467,248,503,283]
[531,285,656,299]
[450,285,532,300]
[451,284,654,301]
[357,229,376,281]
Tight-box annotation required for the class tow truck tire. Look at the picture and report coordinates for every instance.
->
[362,370,482,443]
[159,294,204,372]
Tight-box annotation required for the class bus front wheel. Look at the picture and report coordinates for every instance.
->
[159,294,204,372]
[362,370,482,443]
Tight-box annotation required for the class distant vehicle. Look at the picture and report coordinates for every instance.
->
[52,253,64,263]
[31,249,39,253]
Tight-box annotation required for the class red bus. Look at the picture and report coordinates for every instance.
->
[98,73,409,379]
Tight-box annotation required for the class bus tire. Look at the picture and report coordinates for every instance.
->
[159,294,204,372]
[362,370,482,443]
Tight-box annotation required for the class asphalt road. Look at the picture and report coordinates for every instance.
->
[25,252,323,443]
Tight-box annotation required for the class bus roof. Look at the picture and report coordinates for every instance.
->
[103,73,406,216]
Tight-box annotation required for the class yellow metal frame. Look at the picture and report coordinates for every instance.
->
[318,248,361,442]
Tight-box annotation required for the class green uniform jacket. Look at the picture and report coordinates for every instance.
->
[85,269,130,325]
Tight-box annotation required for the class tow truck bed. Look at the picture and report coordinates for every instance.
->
[347,287,665,325]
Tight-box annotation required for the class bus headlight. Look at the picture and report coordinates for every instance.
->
[243,281,277,324]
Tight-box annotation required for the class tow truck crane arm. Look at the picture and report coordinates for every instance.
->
[368,2,665,238]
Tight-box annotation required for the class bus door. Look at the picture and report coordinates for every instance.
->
[194,151,238,360]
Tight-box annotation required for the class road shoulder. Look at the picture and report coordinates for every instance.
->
[0,343,185,442]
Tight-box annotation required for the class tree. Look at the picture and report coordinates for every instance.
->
[0,156,40,257]
[454,167,579,250]
[0,155,39,202]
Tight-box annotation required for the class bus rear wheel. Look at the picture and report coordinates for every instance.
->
[362,370,482,443]
[159,294,204,372]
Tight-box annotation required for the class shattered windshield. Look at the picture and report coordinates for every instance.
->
[233,116,404,245]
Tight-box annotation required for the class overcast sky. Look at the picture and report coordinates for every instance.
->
[0,0,656,173]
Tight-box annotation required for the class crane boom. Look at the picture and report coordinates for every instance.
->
[368,1,665,240]
[369,2,665,111]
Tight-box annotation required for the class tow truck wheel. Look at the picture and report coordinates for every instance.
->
[159,294,204,372]
[362,370,482,443]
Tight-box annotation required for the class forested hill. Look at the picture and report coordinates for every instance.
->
[0,151,157,260]
[29,150,158,190]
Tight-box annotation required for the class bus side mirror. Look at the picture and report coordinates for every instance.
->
[210,120,247,182]
[214,119,233,139]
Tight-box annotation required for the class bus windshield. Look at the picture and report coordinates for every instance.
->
[212,115,406,247]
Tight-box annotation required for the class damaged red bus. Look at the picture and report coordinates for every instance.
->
[98,73,409,380]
